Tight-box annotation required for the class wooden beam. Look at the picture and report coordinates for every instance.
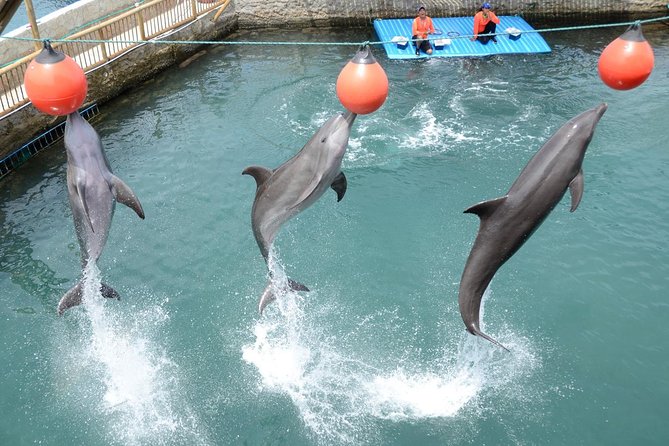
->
[23,0,42,51]
[212,0,231,22]
[0,0,23,34]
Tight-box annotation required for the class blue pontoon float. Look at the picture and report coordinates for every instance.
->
[373,16,551,59]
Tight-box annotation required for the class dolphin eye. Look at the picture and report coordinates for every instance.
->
[321,137,327,143]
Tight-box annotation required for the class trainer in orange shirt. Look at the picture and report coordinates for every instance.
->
[471,2,500,45]
[412,5,435,56]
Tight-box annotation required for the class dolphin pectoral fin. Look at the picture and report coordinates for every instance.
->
[464,196,508,220]
[330,172,347,202]
[295,179,321,205]
[100,283,121,301]
[288,278,309,292]
[469,326,510,352]
[76,181,95,233]
[57,282,84,315]
[242,165,273,189]
[110,175,145,219]
[568,169,584,212]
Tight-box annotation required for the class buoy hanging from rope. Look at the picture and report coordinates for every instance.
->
[598,22,654,90]
[24,40,88,116]
[336,44,388,114]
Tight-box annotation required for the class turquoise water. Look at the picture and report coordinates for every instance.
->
[1,25,669,445]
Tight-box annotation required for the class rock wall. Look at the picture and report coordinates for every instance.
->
[237,0,666,28]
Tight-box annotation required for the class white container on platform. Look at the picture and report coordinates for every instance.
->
[433,38,451,49]
[391,35,409,49]
[505,27,522,40]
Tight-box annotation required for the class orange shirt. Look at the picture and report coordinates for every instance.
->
[412,16,435,39]
[473,11,500,36]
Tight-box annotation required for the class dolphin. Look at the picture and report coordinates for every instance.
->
[458,103,608,350]
[57,111,145,315]
[243,111,357,313]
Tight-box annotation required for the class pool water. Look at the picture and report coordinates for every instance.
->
[1,25,668,445]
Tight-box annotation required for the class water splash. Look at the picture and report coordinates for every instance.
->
[366,330,537,422]
[56,264,209,446]
[242,262,539,444]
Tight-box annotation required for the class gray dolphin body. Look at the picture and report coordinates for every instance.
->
[243,111,357,313]
[459,103,608,350]
[57,111,145,315]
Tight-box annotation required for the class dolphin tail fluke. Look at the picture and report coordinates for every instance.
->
[57,282,121,315]
[100,283,121,300]
[258,279,310,314]
[57,282,83,315]
[470,327,510,352]
[258,283,276,315]
[287,278,309,292]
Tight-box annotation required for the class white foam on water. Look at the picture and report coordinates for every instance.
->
[243,263,539,444]
[58,264,209,446]
[364,366,481,420]
[399,102,446,150]
[242,256,378,444]
[365,330,537,423]
[243,312,379,444]
[367,287,539,422]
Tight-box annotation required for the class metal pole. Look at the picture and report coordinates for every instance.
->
[23,0,42,51]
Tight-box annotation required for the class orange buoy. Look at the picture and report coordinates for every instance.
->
[336,45,388,115]
[598,23,654,91]
[24,40,88,116]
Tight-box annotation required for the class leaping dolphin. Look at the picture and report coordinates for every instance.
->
[57,111,145,315]
[458,103,608,350]
[243,111,357,313]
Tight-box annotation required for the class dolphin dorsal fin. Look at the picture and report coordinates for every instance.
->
[464,196,508,220]
[568,169,584,212]
[110,175,145,219]
[242,165,273,188]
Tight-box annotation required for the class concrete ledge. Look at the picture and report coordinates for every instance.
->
[0,7,237,159]
[1,0,138,64]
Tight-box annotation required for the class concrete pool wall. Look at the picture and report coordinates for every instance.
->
[0,0,666,163]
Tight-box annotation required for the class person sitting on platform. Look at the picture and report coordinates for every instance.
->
[471,2,500,44]
[412,5,435,56]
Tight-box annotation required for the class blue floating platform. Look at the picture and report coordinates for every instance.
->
[373,16,550,59]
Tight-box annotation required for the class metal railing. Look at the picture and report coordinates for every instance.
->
[0,0,229,118]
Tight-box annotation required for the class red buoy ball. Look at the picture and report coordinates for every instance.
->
[336,45,388,115]
[598,23,654,90]
[24,41,88,116]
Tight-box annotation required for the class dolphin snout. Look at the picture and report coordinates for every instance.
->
[342,110,357,127]
[594,103,608,121]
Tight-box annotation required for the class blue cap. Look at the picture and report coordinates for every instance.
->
[482,2,491,8]
[417,5,425,11]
